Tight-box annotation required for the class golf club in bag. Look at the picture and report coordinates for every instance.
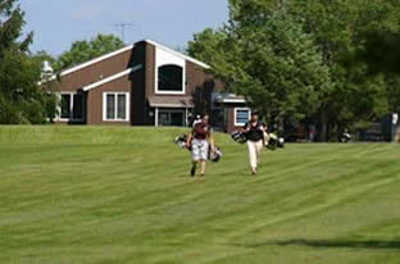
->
[266,132,285,150]
[231,131,247,144]
[339,130,352,143]
[173,134,223,162]
[231,130,285,150]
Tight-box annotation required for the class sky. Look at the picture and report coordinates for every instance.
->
[19,0,229,56]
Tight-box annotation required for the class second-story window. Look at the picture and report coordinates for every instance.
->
[157,64,183,93]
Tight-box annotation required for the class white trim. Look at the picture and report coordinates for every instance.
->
[154,47,186,95]
[145,39,210,69]
[41,39,209,85]
[234,107,251,126]
[102,92,130,122]
[155,90,186,95]
[155,107,159,127]
[61,45,134,78]
[155,63,186,93]
[83,65,142,92]
[149,103,194,108]
[56,92,85,122]
[221,98,247,104]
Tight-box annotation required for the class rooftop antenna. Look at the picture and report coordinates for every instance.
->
[114,23,133,43]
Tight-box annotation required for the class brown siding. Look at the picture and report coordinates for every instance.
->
[57,49,134,92]
[186,61,225,116]
[186,61,207,96]
[227,107,235,133]
[186,61,225,96]
[54,40,229,128]
[86,75,132,125]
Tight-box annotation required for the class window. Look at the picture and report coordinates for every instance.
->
[60,94,71,119]
[103,92,130,121]
[234,108,251,126]
[117,94,126,119]
[59,93,84,121]
[157,64,183,93]
[73,93,84,120]
[157,109,185,127]
[106,94,116,119]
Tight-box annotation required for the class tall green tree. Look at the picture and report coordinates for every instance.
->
[189,0,400,141]
[0,0,55,124]
[287,0,400,139]
[188,28,227,63]
[55,34,125,71]
[0,0,32,55]
[189,2,333,127]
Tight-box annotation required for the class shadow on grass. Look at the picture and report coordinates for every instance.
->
[234,239,400,250]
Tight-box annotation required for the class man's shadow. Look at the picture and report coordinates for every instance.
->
[233,239,400,250]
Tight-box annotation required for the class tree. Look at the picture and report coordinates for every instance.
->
[189,0,400,141]
[287,0,400,139]
[0,0,55,124]
[189,3,333,128]
[0,0,33,56]
[55,34,125,71]
[355,30,400,122]
[188,28,227,63]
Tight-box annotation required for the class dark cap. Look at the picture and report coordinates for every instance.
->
[251,111,259,116]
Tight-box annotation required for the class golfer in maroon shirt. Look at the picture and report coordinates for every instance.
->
[186,114,216,177]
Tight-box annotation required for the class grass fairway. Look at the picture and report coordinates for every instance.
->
[1,126,400,264]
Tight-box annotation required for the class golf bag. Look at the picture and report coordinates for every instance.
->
[231,131,285,151]
[266,133,285,150]
[339,131,352,143]
[209,146,223,162]
[174,134,189,149]
[231,131,247,144]
[173,134,223,162]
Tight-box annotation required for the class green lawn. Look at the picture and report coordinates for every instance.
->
[0,126,399,264]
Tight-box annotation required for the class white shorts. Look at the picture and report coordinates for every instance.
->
[191,138,209,161]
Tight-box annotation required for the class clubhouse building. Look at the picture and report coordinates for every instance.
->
[50,39,249,132]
